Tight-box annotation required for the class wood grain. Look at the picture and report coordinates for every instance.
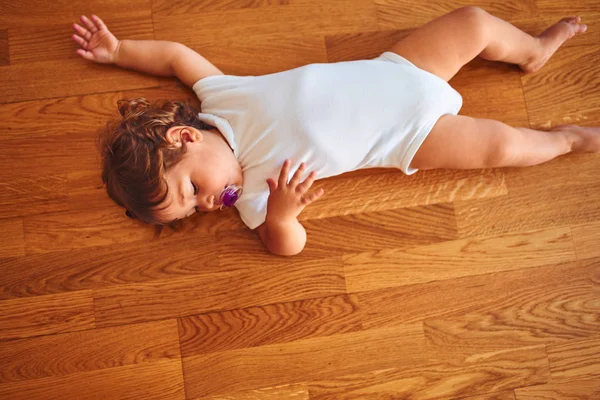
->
[1,1,599,399]
[0,359,185,400]
[302,168,508,221]
[0,233,219,300]
[515,378,600,399]
[547,337,600,382]
[179,294,362,357]
[0,291,94,340]
[193,384,309,400]
[455,390,516,400]
[0,218,24,258]
[182,324,426,398]
[94,258,346,327]
[357,259,596,329]
[375,0,538,30]
[454,178,600,237]
[0,319,180,382]
[0,29,8,66]
[521,44,600,128]
[344,226,575,292]
[152,0,291,15]
[572,221,600,261]
[308,346,547,400]
[9,17,154,65]
[0,175,69,219]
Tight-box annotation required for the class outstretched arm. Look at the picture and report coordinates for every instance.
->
[71,15,222,87]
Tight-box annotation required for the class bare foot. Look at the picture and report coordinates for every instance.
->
[552,124,600,153]
[520,17,587,74]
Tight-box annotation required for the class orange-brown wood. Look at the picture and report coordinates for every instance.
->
[1,0,599,398]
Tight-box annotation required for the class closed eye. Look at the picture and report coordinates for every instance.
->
[191,181,198,196]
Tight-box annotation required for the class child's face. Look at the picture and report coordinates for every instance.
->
[154,126,242,224]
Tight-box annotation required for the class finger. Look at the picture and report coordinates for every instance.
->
[80,15,98,34]
[278,159,291,188]
[301,188,325,206]
[266,178,277,192]
[296,171,317,194]
[71,34,88,50]
[91,15,108,31]
[73,23,92,41]
[76,49,95,61]
[289,162,306,188]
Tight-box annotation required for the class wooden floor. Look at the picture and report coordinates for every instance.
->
[1,0,599,399]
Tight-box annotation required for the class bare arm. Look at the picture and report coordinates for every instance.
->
[256,218,307,256]
[72,15,222,87]
[114,40,223,87]
[255,160,324,256]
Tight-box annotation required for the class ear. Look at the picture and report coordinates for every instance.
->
[165,126,203,148]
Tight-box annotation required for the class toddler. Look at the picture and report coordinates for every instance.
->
[71,8,598,256]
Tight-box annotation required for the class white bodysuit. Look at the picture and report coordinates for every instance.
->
[192,52,463,230]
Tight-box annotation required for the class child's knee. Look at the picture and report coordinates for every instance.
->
[453,6,490,41]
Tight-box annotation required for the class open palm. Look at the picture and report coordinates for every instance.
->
[71,15,119,64]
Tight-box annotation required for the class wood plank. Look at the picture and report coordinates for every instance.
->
[0,175,69,219]
[452,59,530,127]
[0,0,153,27]
[193,384,309,400]
[0,359,185,400]
[522,44,600,128]
[547,337,600,382]
[0,290,94,340]
[515,378,600,399]
[326,29,414,62]
[182,324,426,398]
[9,17,154,65]
[535,0,600,14]
[375,0,538,30]
[179,294,362,357]
[218,204,459,271]
[357,258,596,329]
[93,257,346,327]
[344,226,576,293]
[454,173,600,237]
[152,0,291,15]
[454,391,516,400]
[308,346,547,400]
[0,319,180,382]
[0,218,24,258]
[572,221,600,261]
[0,58,169,104]
[154,0,378,43]
[302,204,459,254]
[423,286,599,357]
[23,208,159,254]
[302,168,508,221]
[0,29,8,66]
[170,35,329,77]
[0,233,219,300]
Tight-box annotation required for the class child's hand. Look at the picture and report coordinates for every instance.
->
[71,15,120,64]
[266,160,324,223]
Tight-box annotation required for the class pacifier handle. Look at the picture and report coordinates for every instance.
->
[220,184,242,209]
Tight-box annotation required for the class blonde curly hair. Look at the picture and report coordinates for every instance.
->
[99,98,214,226]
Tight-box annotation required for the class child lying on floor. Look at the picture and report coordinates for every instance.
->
[71,8,596,255]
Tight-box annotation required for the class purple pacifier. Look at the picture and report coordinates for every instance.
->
[220,184,242,209]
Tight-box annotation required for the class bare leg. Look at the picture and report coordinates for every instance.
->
[389,6,587,81]
[410,115,600,170]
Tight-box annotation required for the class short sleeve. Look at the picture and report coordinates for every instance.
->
[234,191,269,230]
